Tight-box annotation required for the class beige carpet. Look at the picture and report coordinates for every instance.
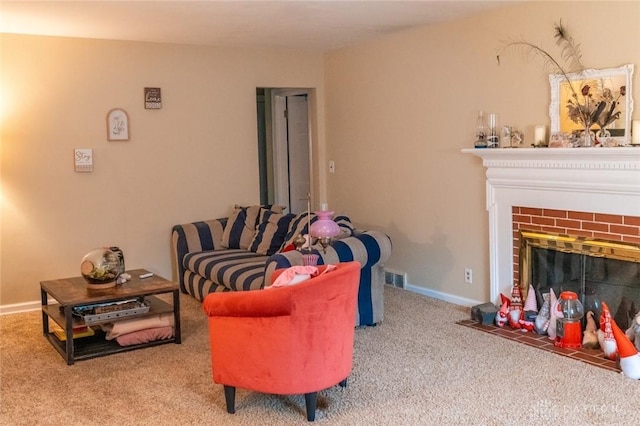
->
[1,287,639,425]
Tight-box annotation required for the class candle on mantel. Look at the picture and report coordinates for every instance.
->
[632,120,640,145]
[534,124,546,145]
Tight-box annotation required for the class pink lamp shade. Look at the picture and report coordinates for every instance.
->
[309,211,340,239]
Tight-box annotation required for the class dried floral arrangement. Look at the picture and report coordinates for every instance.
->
[496,21,626,139]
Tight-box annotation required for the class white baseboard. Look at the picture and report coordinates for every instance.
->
[404,283,484,308]
[0,300,41,315]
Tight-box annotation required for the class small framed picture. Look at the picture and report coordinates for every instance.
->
[144,87,162,109]
[107,108,130,141]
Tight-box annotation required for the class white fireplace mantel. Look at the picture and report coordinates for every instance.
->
[462,147,640,304]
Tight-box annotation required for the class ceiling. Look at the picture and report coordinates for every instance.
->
[0,1,515,51]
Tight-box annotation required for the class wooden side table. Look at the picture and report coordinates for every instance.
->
[40,269,181,365]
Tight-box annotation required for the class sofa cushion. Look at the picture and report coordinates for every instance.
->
[221,205,283,250]
[183,249,270,291]
[249,211,296,255]
[280,212,317,250]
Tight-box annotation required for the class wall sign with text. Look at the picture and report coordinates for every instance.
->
[144,87,162,109]
[74,148,93,172]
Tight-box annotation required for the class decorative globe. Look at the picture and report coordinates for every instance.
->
[80,248,121,289]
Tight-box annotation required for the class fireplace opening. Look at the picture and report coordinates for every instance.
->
[519,230,640,329]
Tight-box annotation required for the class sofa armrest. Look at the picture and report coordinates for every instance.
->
[264,230,391,326]
[264,229,392,282]
[171,218,227,293]
[202,287,292,318]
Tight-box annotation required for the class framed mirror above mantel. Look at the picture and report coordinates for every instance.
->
[549,64,634,144]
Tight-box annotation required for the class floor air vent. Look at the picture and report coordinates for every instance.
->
[384,269,406,289]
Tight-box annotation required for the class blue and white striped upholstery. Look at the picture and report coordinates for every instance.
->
[264,230,392,326]
[183,249,269,297]
[279,212,317,249]
[249,211,296,255]
[220,205,282,250]
[171,217,392,326]
[171,218,226,292]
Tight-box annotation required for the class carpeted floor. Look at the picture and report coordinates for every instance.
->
[1,287,639,425]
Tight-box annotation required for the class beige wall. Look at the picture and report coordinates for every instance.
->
[324,1,640,303]
[0,34,325,306]
[2,1,639,309]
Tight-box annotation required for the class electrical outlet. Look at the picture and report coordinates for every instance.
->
[464,268,473,284]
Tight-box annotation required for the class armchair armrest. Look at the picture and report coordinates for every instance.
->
[171,218,227,293]
[203,287,293,318]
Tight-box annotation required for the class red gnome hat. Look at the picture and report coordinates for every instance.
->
[611,318,640,380]
[523,285,538,312]
[598,302,617,361]
[510,285,523,310]
[500,293,511,308]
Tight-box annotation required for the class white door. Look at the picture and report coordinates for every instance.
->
[272,91,311,213]
[286,95,310,213]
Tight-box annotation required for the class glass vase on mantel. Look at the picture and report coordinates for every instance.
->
[580,125,596,147]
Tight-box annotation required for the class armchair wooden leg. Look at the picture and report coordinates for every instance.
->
[223,385,236,414]
[304,392,317,421]
[339,378,348,388]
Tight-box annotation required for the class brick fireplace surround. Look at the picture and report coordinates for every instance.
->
[512,207,640,286]
[460,147,640,373]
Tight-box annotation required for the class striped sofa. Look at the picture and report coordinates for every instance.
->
[171,209,392,326]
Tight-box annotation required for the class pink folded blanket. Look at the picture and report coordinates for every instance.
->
[102,313,174,340]
[269,264,338,288]
[115,326,174,346]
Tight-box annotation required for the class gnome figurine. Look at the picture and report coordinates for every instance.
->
[523,285,538,320]
[547,289,560,340]
[610,318,640,380]
[495,295,509,328]
[510,284,523,310]
[582,311,600,349]
[508,285,523,329]
[625,310,640,352]
[508,308,522,329]
[534,292,551,335]
[597,302,618,361]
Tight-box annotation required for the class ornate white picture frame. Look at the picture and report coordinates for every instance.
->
[549,64,634,144]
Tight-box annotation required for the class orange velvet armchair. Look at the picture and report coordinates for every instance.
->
[202,261,361,421]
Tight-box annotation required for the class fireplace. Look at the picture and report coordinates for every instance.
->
[463,147,640,311]
[516,224,640,329]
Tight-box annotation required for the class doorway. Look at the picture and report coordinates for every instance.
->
[256,88,312,213]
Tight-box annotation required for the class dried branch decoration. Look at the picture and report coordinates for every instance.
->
[497,20,584,82]
[496,20,590,132]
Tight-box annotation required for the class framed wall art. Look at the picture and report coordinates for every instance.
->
[107,108,130,141]
[144,87,162,109]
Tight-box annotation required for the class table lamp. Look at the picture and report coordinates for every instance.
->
[309,207,340,253]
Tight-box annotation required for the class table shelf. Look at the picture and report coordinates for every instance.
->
[44,328,178,362]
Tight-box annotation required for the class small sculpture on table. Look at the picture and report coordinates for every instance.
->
[80,248,122,289]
